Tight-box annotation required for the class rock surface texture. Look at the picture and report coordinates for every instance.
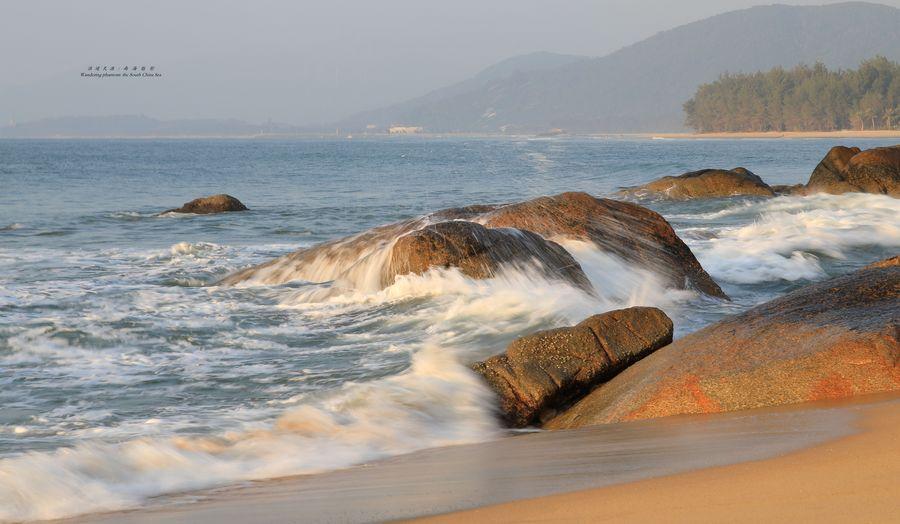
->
[220,192,727,299]
[802,145,899,196]
[388,221,594,291]
[546,256,900,429]
[166,194,249,214]
[620,168,775,200]
[472,307,673,427]
[479,192,728,298]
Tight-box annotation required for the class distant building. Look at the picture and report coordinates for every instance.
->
[389,126,424,135]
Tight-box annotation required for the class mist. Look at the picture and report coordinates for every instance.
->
[2,0,900,126]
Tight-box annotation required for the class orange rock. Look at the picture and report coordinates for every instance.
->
[546,256,900,429]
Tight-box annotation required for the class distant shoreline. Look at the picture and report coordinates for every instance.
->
[639,130,900,140]
[2,130,900,140]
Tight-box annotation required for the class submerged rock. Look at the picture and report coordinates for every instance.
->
[802,145,899,196]
[166,194,249,214]
[480,192,728,298]
[472,307,673,427]
[388,221,593,292]
[220,192,727,299]
[546,256,900,429]
[620,168,775,200]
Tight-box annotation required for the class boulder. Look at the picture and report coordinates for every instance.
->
[546,257,900,429]
[387,221,594,291]
[166,194,248,214]
[803,145,899,196]
[620,168,775,200]
[472,307,673,427]
[220,192,727,300]
[479,192,728,298]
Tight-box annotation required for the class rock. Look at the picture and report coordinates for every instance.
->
[805,146,861,194]
[387,221,594,292]
[546,257,900,429]
[770,183,805,195]
[845,146,900,196]
[166,194,248,214]
[472,307,673,427]
[620,168,775,200]
[220,192,726,300]
[480,192,728,298]
[803,145,899,196]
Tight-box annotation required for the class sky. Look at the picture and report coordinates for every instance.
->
[2,0,900,125]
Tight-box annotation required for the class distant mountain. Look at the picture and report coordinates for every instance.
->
[0,115,307,138]
[339,2,900,133]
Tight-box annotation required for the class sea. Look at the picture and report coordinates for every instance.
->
[1,137,898,521]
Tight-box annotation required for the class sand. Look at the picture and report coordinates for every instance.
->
[639,130,900,139]
[66,394,899,524]
[414,397,900,524]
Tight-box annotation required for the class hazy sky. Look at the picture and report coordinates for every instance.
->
[2,0,900,125]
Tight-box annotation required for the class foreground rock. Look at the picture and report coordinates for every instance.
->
[165,194,249,214]
[800,145,899,196]
[620,168,775,200]
[546,257,900,429]
[221,192,727,299]
[472,307,673,427]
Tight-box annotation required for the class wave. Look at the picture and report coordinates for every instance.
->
[686,193,900,284]
[0,242,694,522]
[0,346,499,522]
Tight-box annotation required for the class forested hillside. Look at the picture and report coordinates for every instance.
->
[684,57,900,132]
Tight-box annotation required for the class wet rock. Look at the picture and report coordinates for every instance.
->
[803,145,899,196]
[388,221,594,292]
[166,194,248,214]
[472,307,673,427]
[480,192,728,298]
[546,257,900,429]
[220,192,726,300]
[620,168,775,200]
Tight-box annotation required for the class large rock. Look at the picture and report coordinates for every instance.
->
[388,221,594,291]
[479,192,728,298]
[803,145,899,196]
[220,192,726,299]
[546,257,900,429]
[166,194,248,214]
[620,168,775,200]
[805,146,861,194]
[472,307,673,427]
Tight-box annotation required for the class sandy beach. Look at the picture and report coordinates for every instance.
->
[65,393,899,524]
[416,394,900,524]
[641,130,900,139]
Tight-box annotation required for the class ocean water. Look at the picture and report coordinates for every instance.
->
[1,137,898,521]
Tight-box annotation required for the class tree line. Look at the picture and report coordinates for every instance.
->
[684,57,900,132]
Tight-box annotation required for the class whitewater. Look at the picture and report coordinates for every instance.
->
[1,137,898,521]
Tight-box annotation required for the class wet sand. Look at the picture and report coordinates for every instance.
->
[416,394,900,524]
[67,393,898,524]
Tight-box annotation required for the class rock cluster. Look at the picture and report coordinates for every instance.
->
[220,192,726,299]
[544,256,899,429]
[621,144,899,200]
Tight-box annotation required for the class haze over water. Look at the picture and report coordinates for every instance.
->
[1,137,899,521]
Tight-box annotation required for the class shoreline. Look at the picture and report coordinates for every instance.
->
[3,130,900,140]
[416,393,900,523]
[65,393,898,524]
[639,130,900,140]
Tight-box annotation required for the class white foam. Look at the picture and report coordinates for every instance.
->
[0,346,499,522]
[0,243,692,522]
[687,193,900,284]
